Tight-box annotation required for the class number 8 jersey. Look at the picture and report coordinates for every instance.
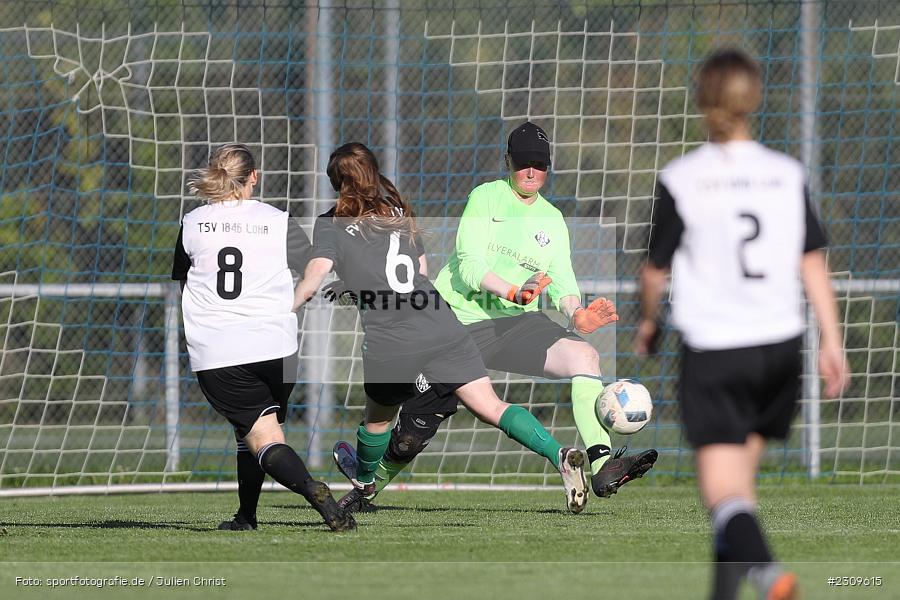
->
[171,200,311,371]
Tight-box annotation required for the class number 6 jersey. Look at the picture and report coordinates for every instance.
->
[171,200,311,371]
[648,140,827,351]
[311,207,469,359]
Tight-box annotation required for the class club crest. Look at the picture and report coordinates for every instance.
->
[415,373,431,393]
[535,230,550,247]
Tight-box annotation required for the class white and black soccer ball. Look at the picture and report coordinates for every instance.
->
[596,379,653,435]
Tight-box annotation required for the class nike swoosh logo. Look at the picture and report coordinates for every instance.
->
[491,217,506,222]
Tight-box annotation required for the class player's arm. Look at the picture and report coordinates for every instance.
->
[293,257,333,311]
[296,213,340,311]
[637,263,668,354]
[544,225,618,333]
[413,230,428,276]
[799,189,849,398]
[558,295,582,319]
[456,192,548,304]
[636,181,682,355]
[170,224,190,293]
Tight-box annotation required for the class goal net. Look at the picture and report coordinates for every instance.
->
[1,0,897,495]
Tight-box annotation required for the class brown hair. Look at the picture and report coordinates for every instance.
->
[327,142,419,238]
[188,143,256,202]
[696,48,763,142]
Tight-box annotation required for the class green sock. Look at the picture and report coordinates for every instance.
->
[373,458,407,493]
[355,425,391,484]
[498,405,563,469]
[571,375,612,475]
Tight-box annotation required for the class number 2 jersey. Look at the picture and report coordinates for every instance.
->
[648,140,827,351]
[171,200,311,371]
[311,207,469,359]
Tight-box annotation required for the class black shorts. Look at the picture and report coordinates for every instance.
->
[679,336,802,448]
[400,312,580,415]
[195,355,298,439]
[362,335,488,407]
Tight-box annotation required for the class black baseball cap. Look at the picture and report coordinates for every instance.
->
[507,121,551,168]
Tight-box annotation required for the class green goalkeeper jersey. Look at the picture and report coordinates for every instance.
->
[433,178,581,324]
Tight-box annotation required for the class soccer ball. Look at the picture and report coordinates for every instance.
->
[596,379,653,435]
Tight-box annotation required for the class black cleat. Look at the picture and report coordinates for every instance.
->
[337,487,379,514]
[308,481,357,532]
[218,512,257,531]
[591,447,658,498]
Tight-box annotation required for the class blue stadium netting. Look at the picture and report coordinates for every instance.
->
[0,0,897,493]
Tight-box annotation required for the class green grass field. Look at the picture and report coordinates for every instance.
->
[1,484,898,599]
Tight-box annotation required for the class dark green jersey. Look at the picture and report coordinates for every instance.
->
[312,208,467,357]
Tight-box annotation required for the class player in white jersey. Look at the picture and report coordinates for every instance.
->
[171,143,355,532]
[636,50,849,600]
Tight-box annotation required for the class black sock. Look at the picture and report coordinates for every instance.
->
[709,497,773,600]
[257,443,317,502]
[586,444,611,466]
[711,533,744,600]
[236,440,264,522]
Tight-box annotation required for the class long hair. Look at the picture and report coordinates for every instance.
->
[327,142,419,239]
[188,143,256,202]
[696,48,763,142]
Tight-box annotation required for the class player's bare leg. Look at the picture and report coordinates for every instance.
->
[243,413,286,452]
[697,443,796,600]
[451,378,506,425]
[744,433,766,505]
[544,338,657,497]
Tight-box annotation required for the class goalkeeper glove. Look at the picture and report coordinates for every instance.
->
[322,280,358,306]
[569,297,619,334]
[506,272,552,305]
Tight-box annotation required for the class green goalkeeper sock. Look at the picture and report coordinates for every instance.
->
[498,405,563,469]
[373,458,407,493]
[571,375,612,475]
[355,425,391,484]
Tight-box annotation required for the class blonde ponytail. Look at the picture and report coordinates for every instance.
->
[188,143,256,202]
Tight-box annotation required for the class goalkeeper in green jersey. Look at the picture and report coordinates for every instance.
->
[331,122,658,512]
